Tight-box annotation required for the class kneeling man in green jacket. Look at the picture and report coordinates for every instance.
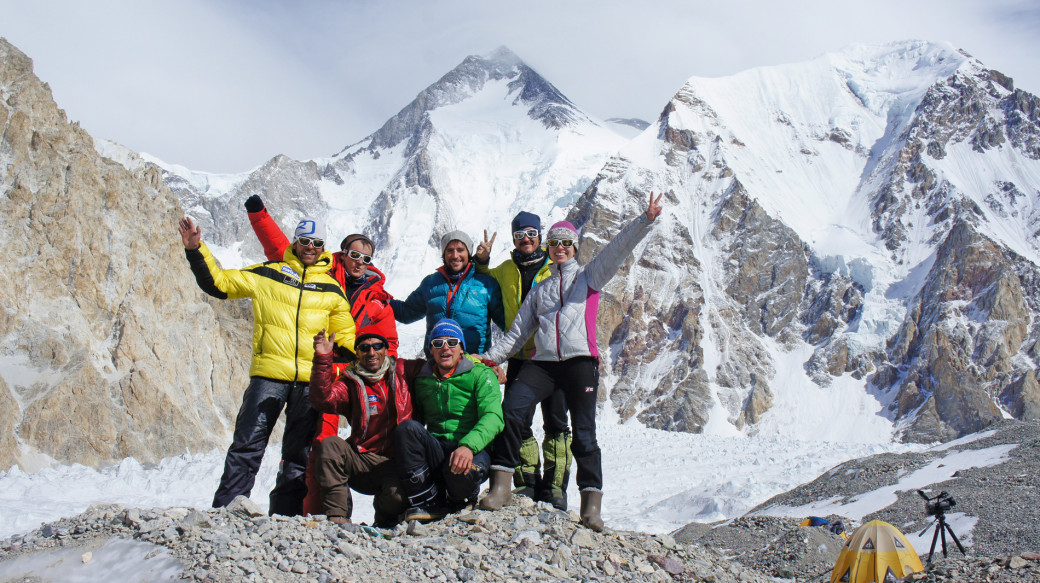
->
[392,318,504,522]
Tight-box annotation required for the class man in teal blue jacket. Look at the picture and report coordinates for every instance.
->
[390,231,505,355]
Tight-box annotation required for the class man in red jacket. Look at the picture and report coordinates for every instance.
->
[244,195,399,515]
[310,326,422,527]
[244,195,399,355]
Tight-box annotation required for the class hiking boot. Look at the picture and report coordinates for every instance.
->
[405,506,447,523]
[512,471,539,499]
[328,516,350,526]
[546,490,568,511]
[373,510,400,529]
[478,467,514,510]
[579,489,603,532]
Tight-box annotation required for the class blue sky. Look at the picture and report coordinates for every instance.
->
[2,0,1038,172]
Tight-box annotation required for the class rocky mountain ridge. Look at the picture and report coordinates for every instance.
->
[564,41,1040,442]
[160,40,1040,444]
[154,41,1040,447]
[0,38,251,471]
[4,37,1040,474]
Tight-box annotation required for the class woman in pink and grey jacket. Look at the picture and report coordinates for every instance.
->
[477,192,664,531]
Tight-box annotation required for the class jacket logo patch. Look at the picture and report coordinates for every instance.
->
[367,395,379,403]
[585,386,595,393]
[281,265,300,280]
[304,283,317,290]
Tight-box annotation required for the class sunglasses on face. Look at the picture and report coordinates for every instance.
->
[547,239,575,248]
[357,342,387,353]
[513,229,539,240]
[430,338,461,349]
[297,236,325,248]
[344,249,373,264]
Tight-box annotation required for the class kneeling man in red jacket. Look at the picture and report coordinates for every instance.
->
[309,327,423,527]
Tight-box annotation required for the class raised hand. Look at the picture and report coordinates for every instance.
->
[314,329,336,355]
[646,191,664,222]
[474,229,497,264]
[178,217,202,249]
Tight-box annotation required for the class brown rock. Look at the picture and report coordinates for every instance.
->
[0,38,250,469]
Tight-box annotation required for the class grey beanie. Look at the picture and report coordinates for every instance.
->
[440,230,473,255]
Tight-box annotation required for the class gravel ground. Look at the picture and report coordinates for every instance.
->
[1,496,775,583]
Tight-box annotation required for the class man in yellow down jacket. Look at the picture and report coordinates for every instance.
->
[179,215,356,516]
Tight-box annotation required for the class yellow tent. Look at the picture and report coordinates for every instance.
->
[830,520,924,583]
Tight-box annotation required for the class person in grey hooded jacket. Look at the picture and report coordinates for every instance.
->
[476,191,664,531]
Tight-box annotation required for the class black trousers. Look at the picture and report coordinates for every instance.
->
[211,376,318,515]
[491,357,601,490]
[391,420,490,507]
[506,358,569,436]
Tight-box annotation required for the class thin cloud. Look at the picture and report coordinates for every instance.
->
[1,0,1037,171]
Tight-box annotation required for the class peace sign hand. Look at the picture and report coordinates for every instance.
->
[646,191,664,222]
[474,229,497,264]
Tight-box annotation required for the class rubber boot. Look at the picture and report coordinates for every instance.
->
[513,437,540,498]
[579,489,603,532]
[539,431,572,510]
[477,468,514,510]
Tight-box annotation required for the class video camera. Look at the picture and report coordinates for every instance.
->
[917,489,955,517]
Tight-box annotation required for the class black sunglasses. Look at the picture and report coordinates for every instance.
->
[357,342,387,353]
[297,236,325,248]
[344,249,373,265]
[547,238,574,248]
[513,229,539,240]
[430,338,461,349]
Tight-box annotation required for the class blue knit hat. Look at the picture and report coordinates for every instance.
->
[511,211,541,234]
[430,318,465,350]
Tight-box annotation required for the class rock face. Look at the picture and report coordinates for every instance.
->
[0,38,250,470]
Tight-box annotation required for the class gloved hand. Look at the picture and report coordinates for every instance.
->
[244,194,265,213]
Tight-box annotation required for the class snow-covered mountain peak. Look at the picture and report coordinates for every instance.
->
[484,45,523,68]
[583,39,1040,444]
[340,47,590,158]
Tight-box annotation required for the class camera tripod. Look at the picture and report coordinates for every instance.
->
[919,509,966,564]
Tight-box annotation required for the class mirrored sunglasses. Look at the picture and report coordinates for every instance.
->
[357,342,387,353]
[297,236,325,248]
[513,229,539,240]
[345,249,373,264]
[547,238,574,248]
[430,338,461,349]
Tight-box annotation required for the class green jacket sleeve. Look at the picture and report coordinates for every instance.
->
[457,365,504,453]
